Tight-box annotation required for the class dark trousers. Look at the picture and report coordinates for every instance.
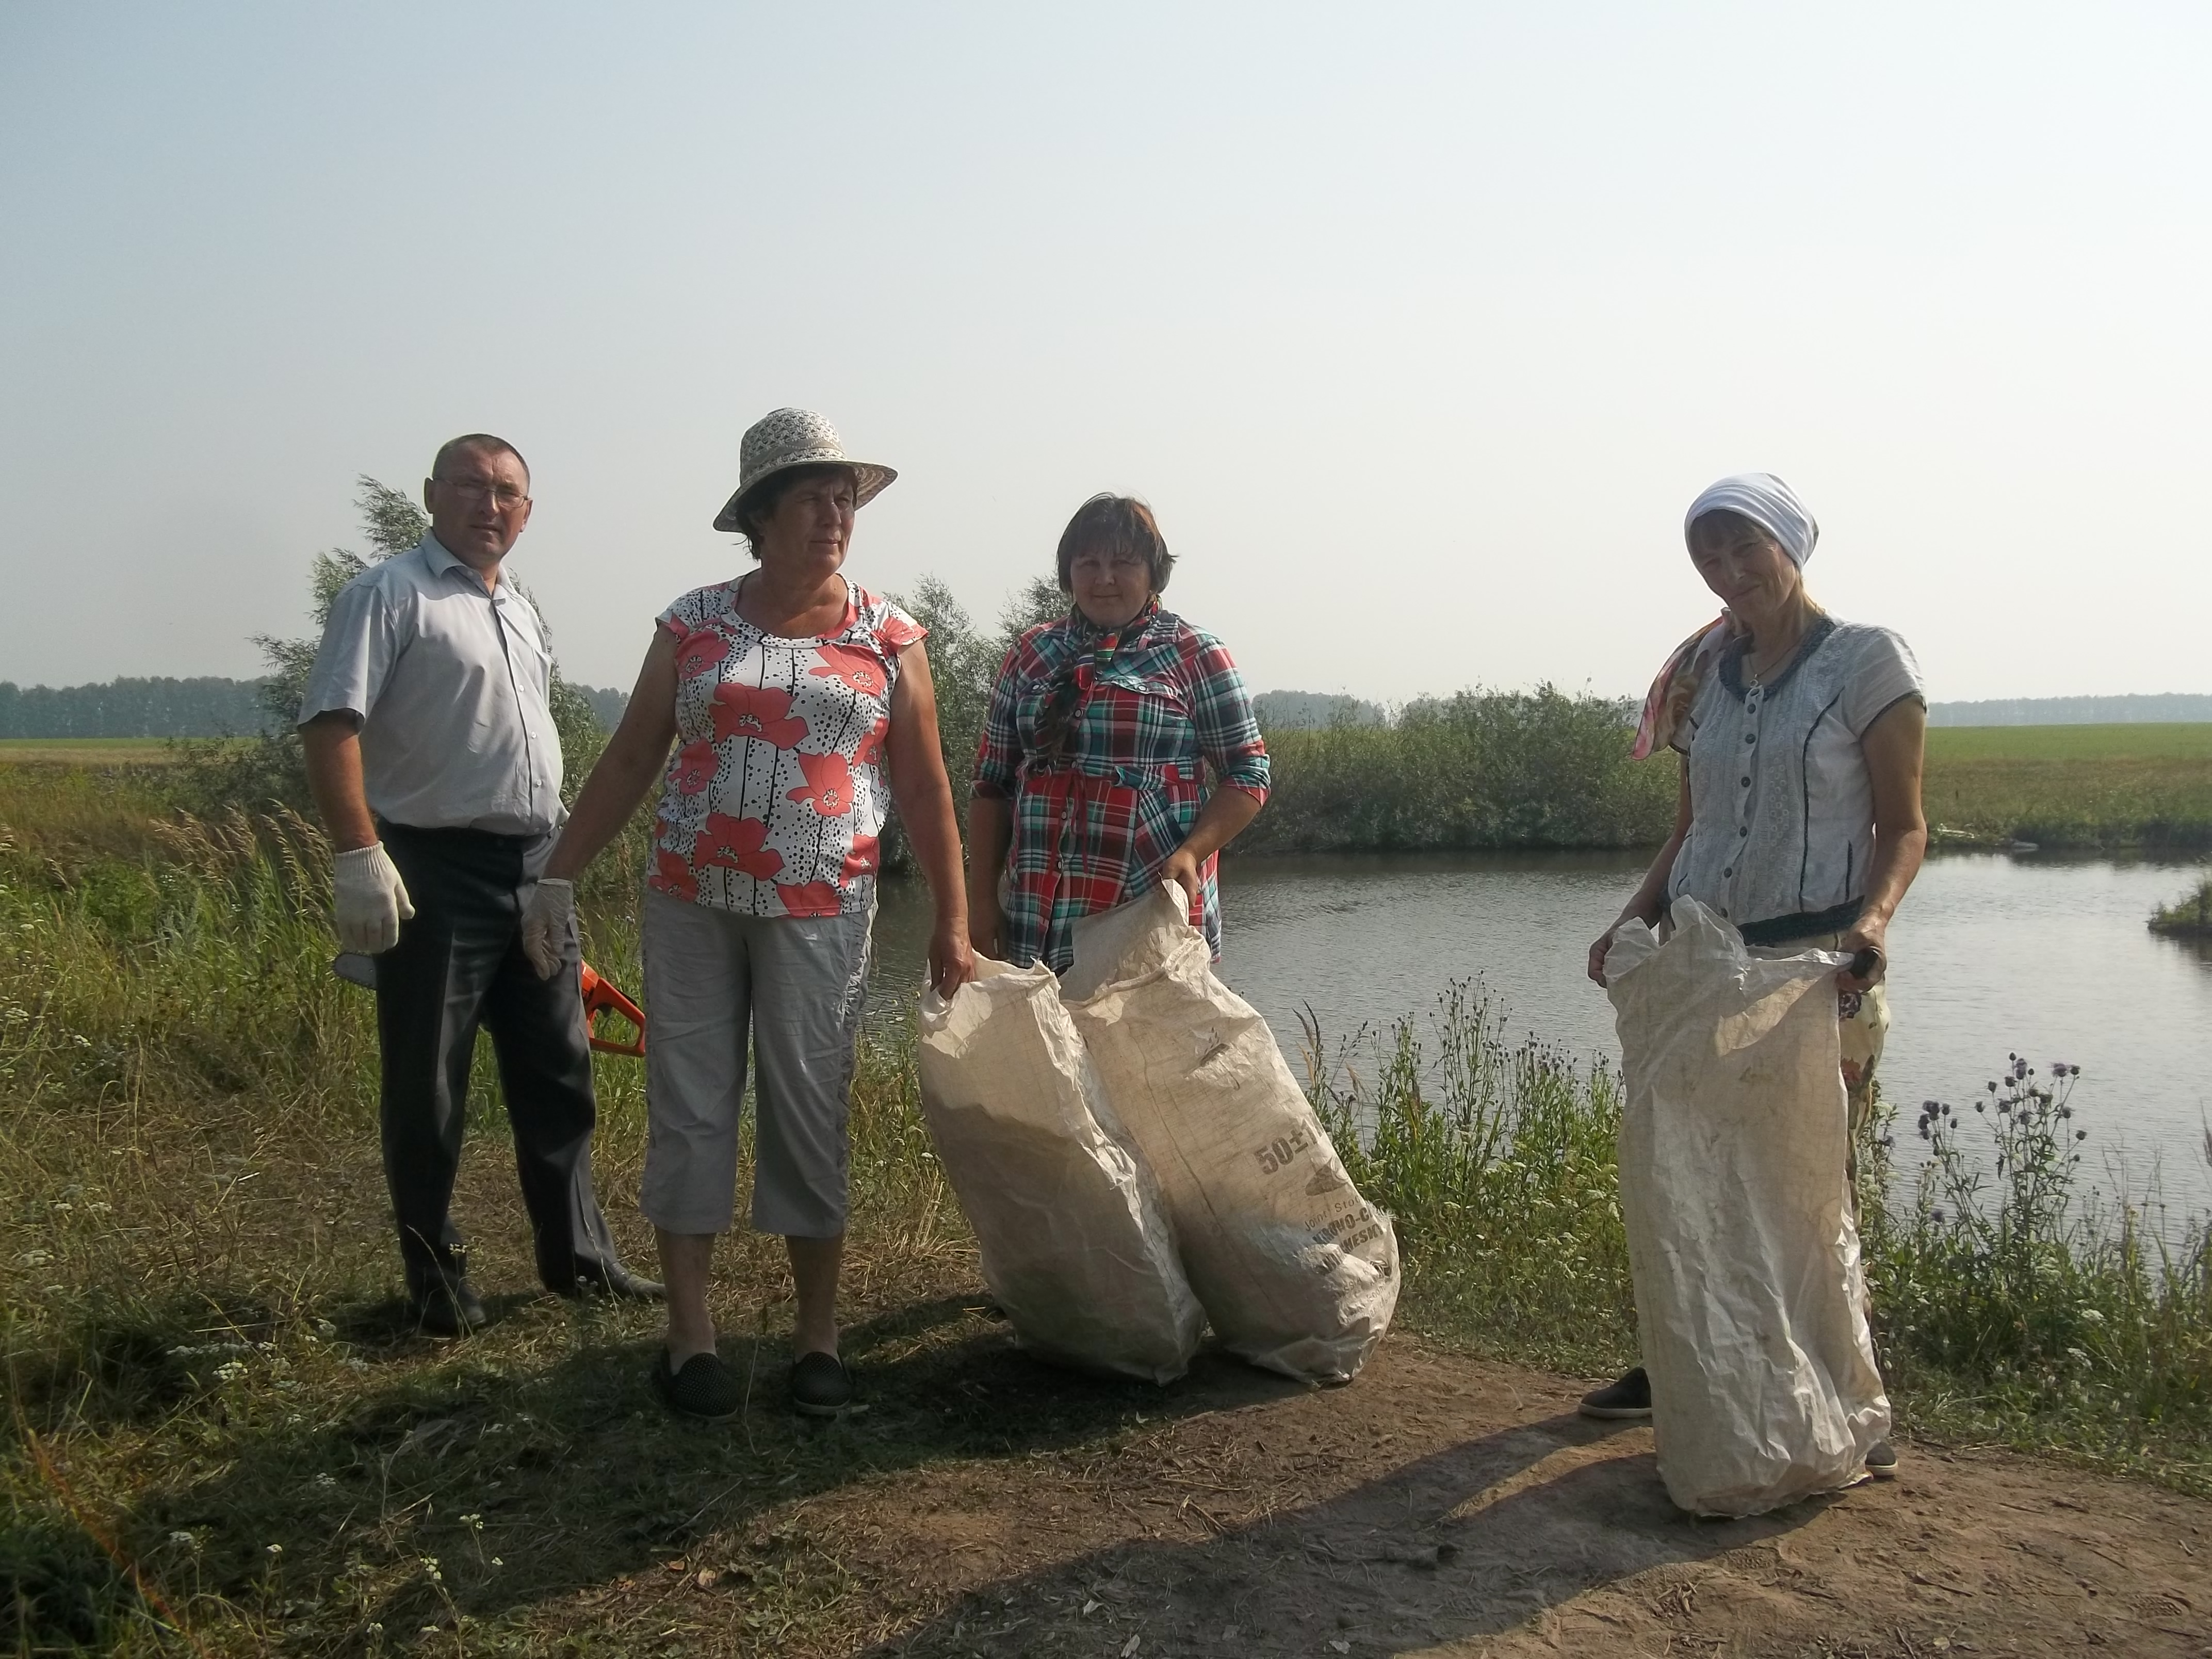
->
[375,822,622,1298]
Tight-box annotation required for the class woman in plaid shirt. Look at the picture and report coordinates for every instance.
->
[967,495,1271,974]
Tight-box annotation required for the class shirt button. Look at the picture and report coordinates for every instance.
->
[1723,866,1733,877]
[1741,776,1751,786]
[1744,734,1755,745]
[1739,826,1749,837]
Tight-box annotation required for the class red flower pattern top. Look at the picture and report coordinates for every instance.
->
[649,577,925,918]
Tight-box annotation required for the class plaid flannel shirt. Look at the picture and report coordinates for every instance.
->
[972,606,1270,973]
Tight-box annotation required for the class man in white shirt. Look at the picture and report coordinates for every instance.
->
[299,433,657,1335]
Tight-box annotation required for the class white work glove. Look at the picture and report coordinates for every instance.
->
[521,877,574,980]
[332,843,414,955]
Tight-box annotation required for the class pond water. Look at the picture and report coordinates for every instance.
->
[870,852,2212,1219]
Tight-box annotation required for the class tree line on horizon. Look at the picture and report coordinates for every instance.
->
[19,674,2209,744]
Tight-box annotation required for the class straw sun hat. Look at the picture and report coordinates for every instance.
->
[711,408,897,533]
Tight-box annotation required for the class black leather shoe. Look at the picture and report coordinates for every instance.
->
[409,1277,487,1338]
[562,1262,665,1302]
[1577,1365,1652,1420]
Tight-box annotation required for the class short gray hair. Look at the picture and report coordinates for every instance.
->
[431,433,530,486]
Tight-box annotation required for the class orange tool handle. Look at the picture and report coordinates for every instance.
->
[578,962,646,1057]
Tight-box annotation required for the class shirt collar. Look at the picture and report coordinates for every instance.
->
[421,532,501,596]
[1718,611,1836,699]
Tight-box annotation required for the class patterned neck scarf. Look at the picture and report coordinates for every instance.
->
[1033,597,1161,763]
[1630,611,1737,760]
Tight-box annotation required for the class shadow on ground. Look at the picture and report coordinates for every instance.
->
[50,1289,1307,1650]
[860,1406,1824,1658]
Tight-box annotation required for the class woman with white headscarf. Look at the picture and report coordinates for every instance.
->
[1576,474,1928,1474]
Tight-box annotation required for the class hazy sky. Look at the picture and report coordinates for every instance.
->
[3,3,2206,703]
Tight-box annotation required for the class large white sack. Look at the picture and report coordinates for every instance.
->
[1063,883,1398,1383]
[916,957,1204,1384]
[1604,896,1891,1517]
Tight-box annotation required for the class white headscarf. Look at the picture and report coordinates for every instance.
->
[1684,473,1818,568]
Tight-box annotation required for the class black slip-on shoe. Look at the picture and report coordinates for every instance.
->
[655,1350,742,1420]
[1864,1439,1899,1479]
[790,1351,856,1418]
[562,1262,666,1302]
[408,1277,487,1339]
[1578,1365,1653,1420]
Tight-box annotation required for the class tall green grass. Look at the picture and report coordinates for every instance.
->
[0,774,967,1655]
[2149,870,2212,937]
[1244,688,1679,854]
[1297,978,2211,1489]
[1300,985,1634,1375]
[1863,1072,2212,1476]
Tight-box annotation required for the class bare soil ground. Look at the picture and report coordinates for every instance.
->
[744,1341,2212,1659]
[20,1133,2207,1656]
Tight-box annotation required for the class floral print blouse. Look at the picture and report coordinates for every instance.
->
[972,605,1270,973]
[648,577,924,918]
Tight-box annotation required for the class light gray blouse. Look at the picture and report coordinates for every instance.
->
[1666,615,1923,945]
[298,535,565,837]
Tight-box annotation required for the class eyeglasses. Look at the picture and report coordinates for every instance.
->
[433,480,531,510]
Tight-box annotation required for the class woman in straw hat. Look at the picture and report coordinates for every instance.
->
[1575,473,1927,1478]
[967,493,1271,974]
[523,408,973,1420]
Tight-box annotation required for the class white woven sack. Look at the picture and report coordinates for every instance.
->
[916,957,1203,1384]
[1063,883,1398,1383]
[1604,896,1891,1517]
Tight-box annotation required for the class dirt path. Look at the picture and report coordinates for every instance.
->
[772,1342,2211,1657]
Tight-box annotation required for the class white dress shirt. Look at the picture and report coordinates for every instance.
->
[298,534,564,836]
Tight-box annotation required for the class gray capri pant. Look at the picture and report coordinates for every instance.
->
[640,888,873,1238]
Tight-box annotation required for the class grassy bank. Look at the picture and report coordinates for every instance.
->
[1306,989,2211,1491]
[12,712,2212,855]
[4,760,2209,1652]
[1239,711,2212,855]
[2150,872,2212,937]
[1922,723,2212,850]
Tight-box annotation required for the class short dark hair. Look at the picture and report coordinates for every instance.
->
[1055,494,1174,594]
[432,433,530,486]
[732,463,859,556]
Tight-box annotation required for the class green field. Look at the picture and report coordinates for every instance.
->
[0,738,190,766]
[1920,725,2212,849]
[1926,723,2212,761]
[7,722,2211,851]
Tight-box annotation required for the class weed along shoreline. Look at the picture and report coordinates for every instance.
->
[4,753,2211,1654]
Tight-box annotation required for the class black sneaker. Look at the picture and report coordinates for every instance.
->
[790,1351,855,1418]
[1864,1439,1899,1478]
[1578,1365,1652,1420]
[655,1350,742,1420]
[408,1277,487,1339]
